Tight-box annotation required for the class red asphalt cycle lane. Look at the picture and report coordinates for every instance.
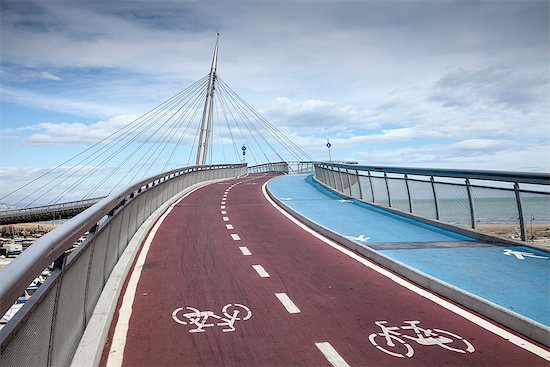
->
[101,173,548,366]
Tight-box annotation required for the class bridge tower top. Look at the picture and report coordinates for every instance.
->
[196,33,219,165]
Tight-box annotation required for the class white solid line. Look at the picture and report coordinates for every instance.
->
[252,264,270,277]
[315,342,350,367]
[226,224,234,230]
[239,246,252,256]
[231,233,241,241]
[221,206,226,209]
[261,182,550,361]
[223,216,229,221]
[106,185,204,367]
[275,293,301,314]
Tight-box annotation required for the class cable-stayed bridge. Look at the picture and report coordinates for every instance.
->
[0,37,549,366]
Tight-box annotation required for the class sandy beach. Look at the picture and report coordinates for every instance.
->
[476,223,550,249]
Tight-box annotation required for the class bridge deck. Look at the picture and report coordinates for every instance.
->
[268,174,550,326]
[100,173,547,366]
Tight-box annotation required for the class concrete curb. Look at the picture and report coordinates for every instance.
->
[266,180,550,347]
[71,178,233,367]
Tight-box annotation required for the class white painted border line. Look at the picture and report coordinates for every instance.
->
[252,264,270,278]
[106,185,204,367]
[261,182,550,361]
[315,342,350,367]
[239,246,252,256]
[226,224,234,230]
[231,233,241,241]
[275,293,301,314]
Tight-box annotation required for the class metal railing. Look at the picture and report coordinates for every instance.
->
[248,161,359,175]
[248,162,289,174]
[0,163,246,366]
[314,162,550,243]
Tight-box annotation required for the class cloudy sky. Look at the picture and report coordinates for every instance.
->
[0,0,549,202]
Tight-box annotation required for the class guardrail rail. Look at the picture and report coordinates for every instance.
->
[314,162,550,244]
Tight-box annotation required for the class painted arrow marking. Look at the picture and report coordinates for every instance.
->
[503,249,548,260]
[346,234,370,242]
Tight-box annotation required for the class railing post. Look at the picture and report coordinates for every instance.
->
[404,174,413,213]
[384,172,392,207]
[430,176,440,220]
[368,171,375,202]
[356,169,364,200]
[514,182,527,241]
[465,179,476,229]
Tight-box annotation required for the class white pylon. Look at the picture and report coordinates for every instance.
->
[196,33,219,165]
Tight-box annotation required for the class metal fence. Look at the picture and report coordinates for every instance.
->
[314,162,550,243]
[248,162,289,174]
[0,163,245,366]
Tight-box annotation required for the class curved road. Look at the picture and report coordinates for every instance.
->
[101,173,548,366]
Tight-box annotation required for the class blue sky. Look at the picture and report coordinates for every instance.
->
[0,0,549,204]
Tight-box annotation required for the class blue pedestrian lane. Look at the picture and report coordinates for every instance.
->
[268,174,550,326]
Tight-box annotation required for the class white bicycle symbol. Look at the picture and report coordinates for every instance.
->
[172,303,252,333]
[368,320,475,358]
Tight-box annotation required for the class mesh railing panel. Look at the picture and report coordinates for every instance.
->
[0,281,57,367]
[471,186,521,239]
[104,213,122,280]
[521,192,550,242]
[334,170,343,192]
[408,179,437,219]
[371,177,389,206]
[387,178,409,212]
[349,172,361,198]
[435,183,471,226]
[118,206,131,257]
[50,245,91,366]
[85,227,110,321]
[341,171,352,195]
[358,176,374,202]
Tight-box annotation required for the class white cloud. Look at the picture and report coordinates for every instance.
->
[37,71,62,81]
[261,97,379,133]
[0,86,124,117]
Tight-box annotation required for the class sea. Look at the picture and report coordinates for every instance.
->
[386,196,550,225]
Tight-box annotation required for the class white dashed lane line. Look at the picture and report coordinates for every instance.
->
[252,264,270,278]
[315,342,350,367]
[231,233,241,241]
[239,246,252,256]
[221,206,226,209]
[274,293,301,314]
[223,216,229,221]
[226,224,234,230]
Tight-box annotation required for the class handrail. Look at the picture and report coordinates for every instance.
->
[0,163,245,317]
[315,162,550,185]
